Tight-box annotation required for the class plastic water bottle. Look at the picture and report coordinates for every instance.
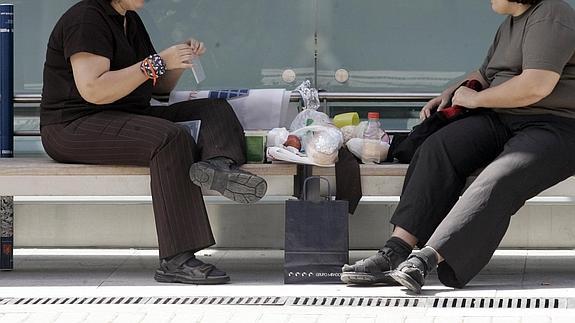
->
[362,112,382,164]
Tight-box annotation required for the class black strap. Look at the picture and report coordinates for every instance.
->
[164,250,196,270]
[335,147,362,214]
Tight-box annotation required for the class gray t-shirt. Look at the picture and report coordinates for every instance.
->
[479,0,575,118]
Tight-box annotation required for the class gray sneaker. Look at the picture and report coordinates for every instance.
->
[189,157,267,204]
[341,247,403,286]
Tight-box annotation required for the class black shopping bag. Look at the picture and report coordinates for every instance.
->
[284,176,349,284]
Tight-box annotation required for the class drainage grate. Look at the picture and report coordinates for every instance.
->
[0,296,286,307]
[0,296,570,309]
[0,297,150,306]
[289,297,568,309]
[430,297,566,309]
[290,297,424,308]
[147,296,286,306]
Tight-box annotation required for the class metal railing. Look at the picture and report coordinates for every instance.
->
[12,92,438,136]
[292,92,439,102]
[14,92,439,104]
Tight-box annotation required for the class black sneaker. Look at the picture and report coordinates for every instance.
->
[340,247,403,286]
[154,251,230,285]
[189,157,267,204]
[389,255,428,294]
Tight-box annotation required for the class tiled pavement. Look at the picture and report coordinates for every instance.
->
[1,249,575,322]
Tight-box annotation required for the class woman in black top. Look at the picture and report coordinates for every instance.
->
[40,0,267,284]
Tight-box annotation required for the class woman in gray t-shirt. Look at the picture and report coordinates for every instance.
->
[341,0,575,293]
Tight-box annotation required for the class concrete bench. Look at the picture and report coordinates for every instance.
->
[313,164,575,204]
[2,156,575,270]
[0,156,298,270]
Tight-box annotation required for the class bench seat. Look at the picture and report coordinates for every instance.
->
[1,157,574,270]
[313,164,575,199]
[0,157,297,196]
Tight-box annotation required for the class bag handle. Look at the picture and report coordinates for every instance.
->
[302,176,332,201]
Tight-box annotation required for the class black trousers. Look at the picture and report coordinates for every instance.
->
[40,99,246,259]
[390,110,575,288]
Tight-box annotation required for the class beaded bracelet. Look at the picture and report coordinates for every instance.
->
[140,54,167,86]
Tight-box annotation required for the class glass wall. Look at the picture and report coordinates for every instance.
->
[5,0,575,94]
[4,0,575,140]
[317,0,502,93]
[1,0,315,94]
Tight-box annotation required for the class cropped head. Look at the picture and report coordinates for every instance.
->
[491,0,543,15]
[509,0,544,4]
[108,0,145,13]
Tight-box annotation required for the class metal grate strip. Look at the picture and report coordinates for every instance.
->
[287,297,568,309]
[1,297,151,306]
[0,296,569,309]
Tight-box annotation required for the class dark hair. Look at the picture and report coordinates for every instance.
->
[509,0,544,4]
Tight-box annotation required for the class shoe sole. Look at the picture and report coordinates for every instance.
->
[154,270,230,285]
[340,271,399,286]
[189,162,267,204]
[389,270,422,294]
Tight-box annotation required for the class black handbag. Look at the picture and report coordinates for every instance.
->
[388,80,483,163]
[284,176,349,284]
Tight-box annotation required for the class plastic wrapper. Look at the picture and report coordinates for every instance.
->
[290,80,330,131]
[294,80,320,111]
[346,138,390,163]
[292,125,344,165]
[289,109,331,132]
[266,146,334,167]
[268,80,344,166]
[306,138,339,165]
[266,127,289,148]
[340,125,356,142]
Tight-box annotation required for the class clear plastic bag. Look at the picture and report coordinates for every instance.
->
[289,109,331,132]
[292,125,344,165]
[266,127,289,148]
[346,138,390,163]
[294,80,320,111]
[290,80,330,131]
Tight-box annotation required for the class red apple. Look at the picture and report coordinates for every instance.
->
[284,134,301,151]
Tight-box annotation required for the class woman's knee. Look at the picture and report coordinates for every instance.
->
[162,124,193,146]
[211,98,233,111]
[416,132,449,160]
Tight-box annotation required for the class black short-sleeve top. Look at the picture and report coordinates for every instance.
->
[40,0,156,126]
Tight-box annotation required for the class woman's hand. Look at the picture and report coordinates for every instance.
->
[452,87,481,109]
[159,44,194,70]
[420,92,451,120]
[185,38,206,57]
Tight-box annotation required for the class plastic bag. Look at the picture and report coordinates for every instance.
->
[294,80,320,111]
[346,138,390,163]
[289,109,331,132]
[290,80,330,131]
[266,127,289,148]
[266,146,334,167]
[340,125,356,143]
[292,125,344,165]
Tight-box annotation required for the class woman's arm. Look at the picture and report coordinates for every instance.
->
[452,69,560,109]
[71,44,195,105]
[70,52,147,105]
[153,69,185,95]
[419,70,488,120]
[153,39,206,95]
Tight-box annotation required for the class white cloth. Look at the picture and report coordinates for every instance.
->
[169,89,294,130]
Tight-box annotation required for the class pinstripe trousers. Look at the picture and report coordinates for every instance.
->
[40,99,246,259]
